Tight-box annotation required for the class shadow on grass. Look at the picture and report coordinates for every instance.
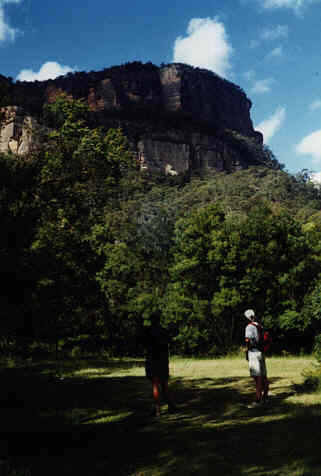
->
[0,360,320,476]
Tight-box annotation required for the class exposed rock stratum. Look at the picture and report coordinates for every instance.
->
[0,62,274,175]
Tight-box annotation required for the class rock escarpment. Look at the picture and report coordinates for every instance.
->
[0,106,37,156]
[0,62,273,174]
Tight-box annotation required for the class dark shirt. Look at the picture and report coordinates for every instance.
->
[144,324,169,380]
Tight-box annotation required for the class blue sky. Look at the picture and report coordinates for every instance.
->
[2,0,321,177]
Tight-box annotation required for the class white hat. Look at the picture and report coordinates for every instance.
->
[244,309,255,320]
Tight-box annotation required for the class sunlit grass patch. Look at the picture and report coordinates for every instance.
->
[268,356,316,376]
[81,410,132,425]
[73,367,111,378]
[240,459,319,476]
[286,392,321,406]
[72,360,146,379]
[170,357,249,379]
[169,355,316,381]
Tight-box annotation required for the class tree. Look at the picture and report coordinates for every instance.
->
[28,95,135,345]
[89,198,176,353]
[164,205,229,355]
[301,281,321,335]
[0,155,39,341]
[164,203,321,355]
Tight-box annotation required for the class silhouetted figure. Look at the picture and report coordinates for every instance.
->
[144,313,177,416]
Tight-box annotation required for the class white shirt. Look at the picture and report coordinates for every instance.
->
[245,322,259,350]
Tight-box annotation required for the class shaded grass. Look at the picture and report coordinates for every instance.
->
[0,356,320,475]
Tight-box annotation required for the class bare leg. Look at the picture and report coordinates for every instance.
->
[254,376,263,402]
[161,380,176,411]
[152,378,161,416]
[262,377,269,402]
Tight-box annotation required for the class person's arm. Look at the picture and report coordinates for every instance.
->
[245,326,252,360]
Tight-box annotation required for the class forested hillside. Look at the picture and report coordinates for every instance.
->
[1,95,321,358]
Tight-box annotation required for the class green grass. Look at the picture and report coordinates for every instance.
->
[0,356,320,475]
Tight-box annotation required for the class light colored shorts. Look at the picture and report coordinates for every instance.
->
[248,350,267,377]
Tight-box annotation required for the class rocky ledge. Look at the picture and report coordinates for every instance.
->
[0,62,272,174]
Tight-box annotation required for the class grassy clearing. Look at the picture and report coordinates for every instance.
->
[0,356,320,475]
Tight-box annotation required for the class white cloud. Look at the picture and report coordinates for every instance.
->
[173,17,233,78]
[258,0,319,13]
[296,130,321,162]
[310,171,321,184]
[17,61,76,81]
[255,106,286,142]
[250,24,289,48]
[260,25,289,40]
[250,77,275,94]
[265,45,284,60]
[309,100,321,112]
[0,0,21,43]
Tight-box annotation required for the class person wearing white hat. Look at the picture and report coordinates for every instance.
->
[244,309,269,407]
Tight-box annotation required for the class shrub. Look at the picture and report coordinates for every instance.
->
[300,335,321,393]
[313,334,321,363]
[301,367,321,392]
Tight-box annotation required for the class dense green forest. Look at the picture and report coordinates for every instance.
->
[1,95,321,358]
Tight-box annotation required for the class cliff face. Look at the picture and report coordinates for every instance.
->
[0,62,268,175]
[159,65,258,139]
[0,106,37,156]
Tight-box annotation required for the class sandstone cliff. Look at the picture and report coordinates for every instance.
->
[0,62,274,175]
[0,106,37,156]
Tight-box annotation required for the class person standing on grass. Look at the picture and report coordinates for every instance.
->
[244,309,271,407]
[144,312,177,417]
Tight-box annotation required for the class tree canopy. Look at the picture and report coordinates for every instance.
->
[1,95,321,357]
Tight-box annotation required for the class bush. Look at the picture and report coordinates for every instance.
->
[61,335,109,357]
[301,367,321,392]
[299,336,321,393]
[313,334,321,362]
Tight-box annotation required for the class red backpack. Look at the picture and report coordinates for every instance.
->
[253,323,272,353]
